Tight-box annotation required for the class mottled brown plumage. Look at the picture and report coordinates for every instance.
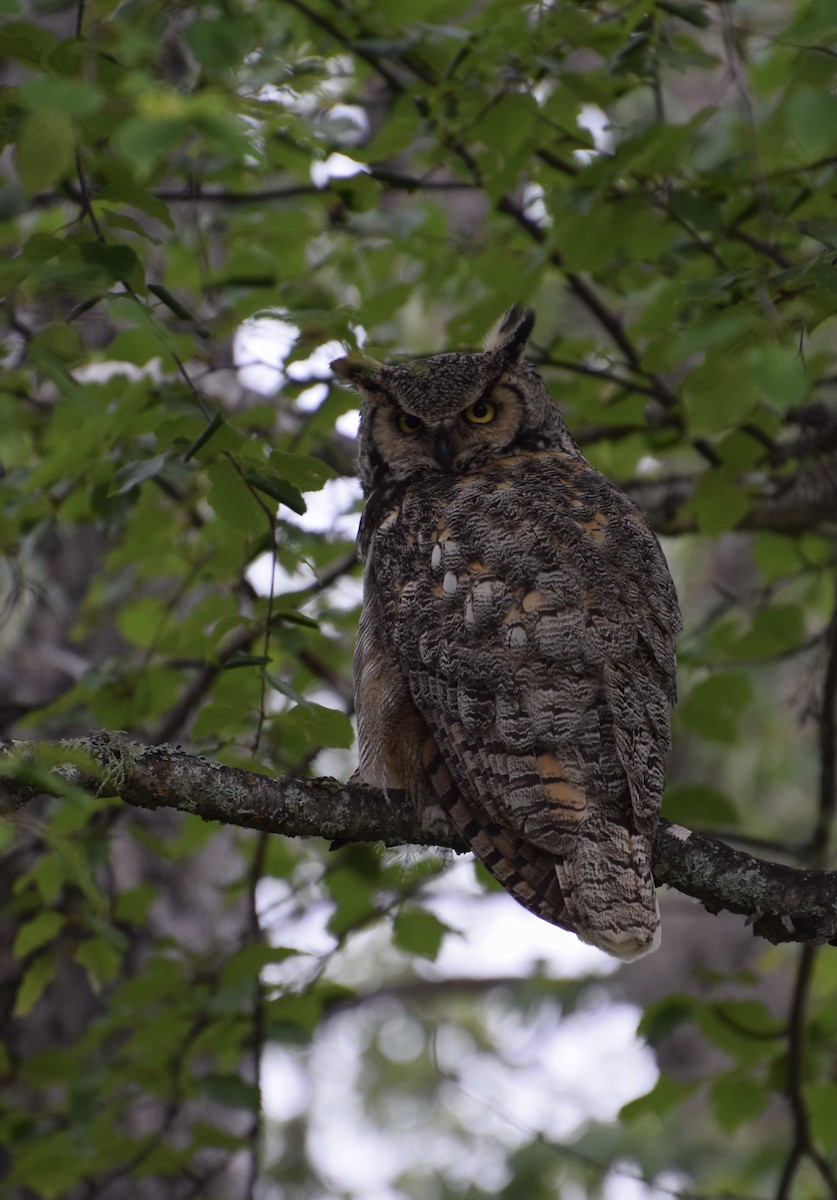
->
[333,307,681,960]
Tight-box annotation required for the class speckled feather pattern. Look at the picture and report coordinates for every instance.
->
[335,308,681,960]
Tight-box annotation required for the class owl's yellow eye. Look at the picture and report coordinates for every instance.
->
[397,412,423,434]
[463,399,496,425]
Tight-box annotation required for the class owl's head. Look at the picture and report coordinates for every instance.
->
[332,306,578,494]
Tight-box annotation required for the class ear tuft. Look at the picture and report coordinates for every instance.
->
[330,354,355,380]
[331,353,383,391]
[483,305,536,365]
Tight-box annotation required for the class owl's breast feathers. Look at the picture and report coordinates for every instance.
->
[361,448,682,960]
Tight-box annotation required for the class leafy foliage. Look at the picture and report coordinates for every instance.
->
[1,0,837,1197]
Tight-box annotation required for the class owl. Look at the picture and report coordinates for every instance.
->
[332,307,681,960]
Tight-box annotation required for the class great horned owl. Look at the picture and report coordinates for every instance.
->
[332,307,681,960]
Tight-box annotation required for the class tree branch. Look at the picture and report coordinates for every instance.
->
[650,821,837,950]
[3,734,837,949]
[622,459,837,536]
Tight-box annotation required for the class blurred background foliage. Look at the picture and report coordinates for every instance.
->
[1,0,837,1196]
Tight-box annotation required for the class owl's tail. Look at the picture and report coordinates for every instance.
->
[555,807,660,961]
[419,734,661,960]
[423,736,659,960]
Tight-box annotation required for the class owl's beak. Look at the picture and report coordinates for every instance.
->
[434,432,454,472]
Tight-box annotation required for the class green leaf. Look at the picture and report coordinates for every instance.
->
[19,76,103,116]
[807,1081,837,1149]
[687,466,751,536]
[267,450,339,493]
[754,533,801,582]
[728,604,806,660]
[783,0,837,42]
[47,790,108,834]
[784,86,837,158]
[326,865,379,935]
[0,819,15,853]
[177,412,225,460]
[117,596,167,647]
[800,534,835,567]
[79,242,143,287]
[198,1073,260,1113]
[280,702,355,751]
[3,20,59,64]
[184,16,253,73]
[393,909,450,960]
[9,1129,88,1198]
[694,1001,783,1067]
[15,109,75,192]
[110,454,168,496]
[13,911,64,959]
[748,344,808,412]
[191,701,252,742]
[267,983,355,1040]
[711,1073,768,1131]
[222,654,271,670]
[357,94,422,161]
[113,884,156,924]
[243,469,307,514]
[190,1122,244,1152]
[715,427,768,471]
[472,92,539,156]
[133,1142,188,1178]
[682,356,759,435]
[662,785,739,827]
[657,305,759,372]
[638,996,693,1047]
[14,852,64,907]
[270,610,320,629]
[114,115,190,178]
[218,944,297,994]
[207,461,270,536]
[73,936,123,990]
[679,673,753,743]
[98,178,175,229]
[14,952,56,1016]
[620,1075,695,1122]
[655,1,710,27]
[30,322,84,366]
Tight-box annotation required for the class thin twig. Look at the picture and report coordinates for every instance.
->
[776,944,837,1200]
[75,151,103,240]
[252,539,279,755]
[807,579,837,860]
[242,831,269,1200]
[282,0,405,93]
[727,227,794,269]
[152,175,477,205]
